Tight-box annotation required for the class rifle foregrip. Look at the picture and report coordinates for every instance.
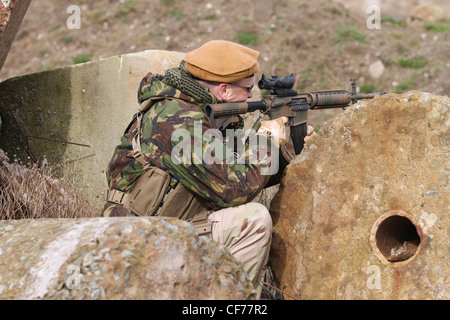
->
[310,91,352,108]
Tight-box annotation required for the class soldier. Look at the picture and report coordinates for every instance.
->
[102,40,293,298]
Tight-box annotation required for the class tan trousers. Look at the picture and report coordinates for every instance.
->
[207,202,272,299]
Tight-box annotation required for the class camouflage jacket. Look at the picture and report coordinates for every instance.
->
[102,71,275,217]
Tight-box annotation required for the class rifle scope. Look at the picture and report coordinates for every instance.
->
[258,74,296,90]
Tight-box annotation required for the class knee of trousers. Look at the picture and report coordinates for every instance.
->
[243,202,272,233]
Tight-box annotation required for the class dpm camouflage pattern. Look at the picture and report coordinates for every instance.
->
[102,72,275,217]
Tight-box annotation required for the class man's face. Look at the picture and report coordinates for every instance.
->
[219,76,255,102]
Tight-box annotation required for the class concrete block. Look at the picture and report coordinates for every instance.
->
[0,50,185,209]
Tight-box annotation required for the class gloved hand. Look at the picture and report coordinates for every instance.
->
[304,125,316,143]
[257,116,289,146]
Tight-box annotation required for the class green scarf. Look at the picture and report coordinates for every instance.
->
[163,61,218,110]
[163,61,244,130]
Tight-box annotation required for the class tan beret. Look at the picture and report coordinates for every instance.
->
[185,40,259,83]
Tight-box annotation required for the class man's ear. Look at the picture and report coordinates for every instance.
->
[217,83,230,101]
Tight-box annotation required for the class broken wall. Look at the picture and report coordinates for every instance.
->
[0,50,185,209]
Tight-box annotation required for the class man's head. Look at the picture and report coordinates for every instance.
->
[185,40,259,103]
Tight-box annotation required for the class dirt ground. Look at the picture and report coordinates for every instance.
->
[1,0,449,128]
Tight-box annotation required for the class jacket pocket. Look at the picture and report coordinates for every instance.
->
[128,166,171,216]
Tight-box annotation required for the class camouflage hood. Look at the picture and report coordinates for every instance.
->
[137,61,219,113]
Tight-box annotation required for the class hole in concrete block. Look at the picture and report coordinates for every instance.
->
[370,211,422,266]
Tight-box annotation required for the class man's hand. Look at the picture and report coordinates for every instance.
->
[257,116,289,146]
[304,125,316,143]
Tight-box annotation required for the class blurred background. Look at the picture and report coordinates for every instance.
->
[1,0,449,127]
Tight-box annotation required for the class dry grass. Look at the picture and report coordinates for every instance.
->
[0,154,99,220]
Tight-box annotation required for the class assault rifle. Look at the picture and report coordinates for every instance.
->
[205,74,388,159]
